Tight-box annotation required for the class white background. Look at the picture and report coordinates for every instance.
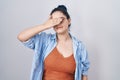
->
[0,0,120,80]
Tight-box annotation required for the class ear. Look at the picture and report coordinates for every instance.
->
[68,18,71,25]
[49,15,52,19]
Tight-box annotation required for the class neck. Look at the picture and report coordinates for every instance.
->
[57,31,71,42]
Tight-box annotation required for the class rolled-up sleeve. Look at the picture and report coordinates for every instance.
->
[80,43,90,76]
[22,32,48,50]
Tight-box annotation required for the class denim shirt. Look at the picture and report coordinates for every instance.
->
[23,32,90,80]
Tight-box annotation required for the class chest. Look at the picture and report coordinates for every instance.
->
[56,40,73,58]
[44,47,76,73]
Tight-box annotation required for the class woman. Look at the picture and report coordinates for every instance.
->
[17,5,90,80]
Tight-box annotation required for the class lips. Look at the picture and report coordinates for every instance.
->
[54,25,63,29]
[56,26,63,29]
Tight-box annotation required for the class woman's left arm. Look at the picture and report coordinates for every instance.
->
[82,75,88,80]
[80,43,90,80]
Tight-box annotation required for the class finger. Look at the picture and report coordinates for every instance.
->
[52,18,62,25]
[57,18,63,24]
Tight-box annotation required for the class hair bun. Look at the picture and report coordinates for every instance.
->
[57,5,67,11]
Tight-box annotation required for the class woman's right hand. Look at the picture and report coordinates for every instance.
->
[43,16,63,29]
[17,16,63,42]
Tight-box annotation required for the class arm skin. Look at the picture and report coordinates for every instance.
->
[17,17,62,42]
[82,75,88,80]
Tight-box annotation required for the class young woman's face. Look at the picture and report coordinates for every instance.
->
[51,11,71,34]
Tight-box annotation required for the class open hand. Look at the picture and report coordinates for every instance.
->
[43,16,63,29]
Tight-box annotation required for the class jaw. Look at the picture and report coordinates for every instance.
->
[54,28,68,34]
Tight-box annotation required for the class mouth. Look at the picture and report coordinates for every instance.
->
[55,26,63,30]
[54,26,63,29]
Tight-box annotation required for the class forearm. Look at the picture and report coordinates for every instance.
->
[17,17,62,42]
[82,75,88,80]
[17,24,48,42]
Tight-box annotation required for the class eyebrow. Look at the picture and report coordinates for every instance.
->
[60,17,66,19]
[51,16,66,19]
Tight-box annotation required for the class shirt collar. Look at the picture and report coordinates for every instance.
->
[51,32,79,46]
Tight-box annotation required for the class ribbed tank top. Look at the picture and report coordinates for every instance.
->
[42,47,76,80]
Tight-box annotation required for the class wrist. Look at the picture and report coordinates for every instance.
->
[42,23,52,30]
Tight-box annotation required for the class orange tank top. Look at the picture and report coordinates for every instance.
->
[42,47,76,80]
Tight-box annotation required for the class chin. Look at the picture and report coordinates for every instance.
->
[54,30,62,34]
[55,30,67,34]
[54,28,68,34]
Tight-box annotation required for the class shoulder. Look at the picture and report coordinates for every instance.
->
[36,32,56,44]
[71,33,86,50]
[38,32,55,39]
[70,33,82,45]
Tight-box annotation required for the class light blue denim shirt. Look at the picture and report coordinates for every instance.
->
[23,32,90,80]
